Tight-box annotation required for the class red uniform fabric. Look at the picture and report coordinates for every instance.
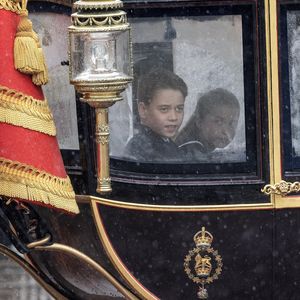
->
[0,9,66,177]
[0,7,78,213]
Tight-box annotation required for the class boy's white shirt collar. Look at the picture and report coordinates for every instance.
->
[162,137,170,142]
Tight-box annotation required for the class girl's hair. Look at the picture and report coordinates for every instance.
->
[193,88,239,119]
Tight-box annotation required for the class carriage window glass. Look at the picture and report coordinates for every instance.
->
[287,11,300,157]
[280,3,300,177]
[109,3,264,180]
[29,4,88,193]
[110,14,246,164]
[31,11,79,151]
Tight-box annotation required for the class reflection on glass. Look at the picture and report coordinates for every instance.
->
[90,39,116,73]
[287,11,300,156]
[85,33,119,78]
[70,30,131,81]
[31,13,79,150]
[110,15,246,163]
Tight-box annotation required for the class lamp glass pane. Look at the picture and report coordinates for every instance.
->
[70,29,131,81]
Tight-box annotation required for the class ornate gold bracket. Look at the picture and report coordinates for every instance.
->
[261,180,300,196]
[184,227,222,299]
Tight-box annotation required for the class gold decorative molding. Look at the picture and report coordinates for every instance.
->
[0,85,56,136]
[70,79,131,93]
[96,124,110,133]
[96,135,109,144]
[184,227,222,299]
[70,0,130,32]
[97,177,111,185]
[91,199,158,300]
[81,195,274,212]
[266,0,282,198]
[73,0,123,11]
[94,107,111,192]
[262,180,300,196]
[27,234,51,249]
[72,11,128,28]
[95,124,110,144]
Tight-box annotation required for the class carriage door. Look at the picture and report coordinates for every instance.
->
[93,0,272,299]
[30,0,300,298]
[93,0,300,298]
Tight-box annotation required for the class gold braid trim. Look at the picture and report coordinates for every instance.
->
[0,158,79,214]
[0,85,56,136]
[0,0,23,14]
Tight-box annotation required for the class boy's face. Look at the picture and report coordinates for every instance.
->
[138,89,185,138]
[198,104,239,151]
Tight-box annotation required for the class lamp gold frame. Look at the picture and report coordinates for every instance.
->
[69,0,132,193]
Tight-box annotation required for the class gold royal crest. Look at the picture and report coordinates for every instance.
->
[184,227,223,299]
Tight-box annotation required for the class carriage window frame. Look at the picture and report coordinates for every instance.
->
[110,0,267,184]
[279,2,300,180]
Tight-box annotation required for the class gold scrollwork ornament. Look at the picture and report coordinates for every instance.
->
[184,227,223,299]
[261,180,300,196]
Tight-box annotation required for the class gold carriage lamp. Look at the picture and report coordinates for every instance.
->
[68,0,132,193]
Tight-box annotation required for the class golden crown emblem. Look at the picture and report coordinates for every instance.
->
[184,227,222,299]
[193,227,213,248]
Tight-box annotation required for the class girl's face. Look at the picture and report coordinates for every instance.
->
[198,104,239,151]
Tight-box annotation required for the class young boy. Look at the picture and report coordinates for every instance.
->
[124,69,188,162]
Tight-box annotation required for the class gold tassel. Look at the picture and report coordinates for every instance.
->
[14,13,41,75]
[13,0,49,86]
[32,35,49,86]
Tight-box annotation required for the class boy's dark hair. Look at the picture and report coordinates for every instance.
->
[137,69,188,104]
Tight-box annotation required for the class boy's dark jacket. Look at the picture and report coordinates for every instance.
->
[124,126,183,162]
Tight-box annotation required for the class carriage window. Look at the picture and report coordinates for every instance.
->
[110,14,246,164]
[109,2,265,182]
[279,2,300,178]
